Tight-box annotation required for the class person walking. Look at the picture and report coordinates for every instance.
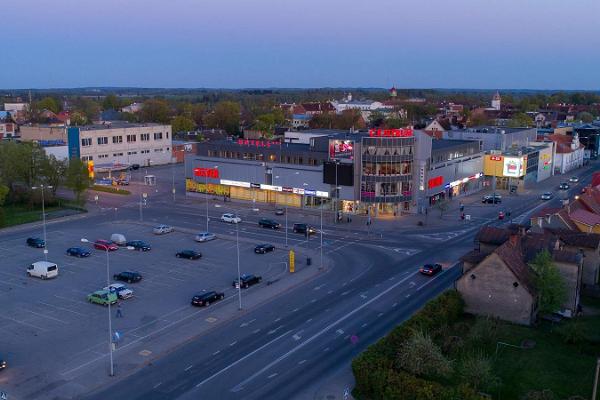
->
[116,303,123,318]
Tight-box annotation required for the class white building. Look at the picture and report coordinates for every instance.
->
[549,133,585,174]
[491,91,501,111]
[331,93,392,114]
[121,103,143,114]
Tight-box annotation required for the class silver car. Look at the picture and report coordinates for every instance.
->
[153,224,174,235]
[195,232,216,242]
[104,283,134,299]
[540,192,553,200]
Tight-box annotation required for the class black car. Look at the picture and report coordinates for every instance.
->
[191,291,225,307]
[129,163,140,170]
[66,247,92,257]
[481,195,502,204]
[113,271,143,283]
[293,223,316,235]
[254,244,275,254]
[259,218,281,229]
[559,182,570,190]
[232,274,262,289]
[27,237,45,248]
[126,240,151,251]
[176,250,202,260]
[419,263,443,276]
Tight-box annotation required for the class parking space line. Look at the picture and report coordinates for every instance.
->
[37,301,87,317]
[0,314,48,331]
[18,308,70,324]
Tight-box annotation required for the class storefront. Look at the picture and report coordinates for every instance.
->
[426,173,484,205]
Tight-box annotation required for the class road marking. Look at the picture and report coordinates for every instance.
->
[37,301,87,316]
[341,290,351,296]
[252,329,261,334]
[229,341,237,346]
[196,330,291,388]
[306,318,312,323]
[267,373,278,379]
[153,382,162,389]
[323,347,330,352]
[139,350,152,356]
[0,314,47,331]
[361,323,368,328]
[240,319,256,328]
[377,313,384,318]
[310,298,317,303]
[292,308,299,312]
[206,317,217,323]
[18,308,69,324]
[327,290,334,294]
[298,360,307,365]
[336,329,344,335]
[406,294,411,298]
[185,365,193,371]
[212,350,221,356]
[274,317,281,322]
[360,293,367,299]
[392,302,398,308]
[268,325,284,335]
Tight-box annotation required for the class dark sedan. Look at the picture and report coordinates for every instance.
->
[26,237,45,248]
[254,244,275,254]
[191,291,224,307]
[113,271,143,283]
[258,218,281,229]
[481,195,502,204]
[233,274,262,288]
[66,247,92,257]
[176,250,202,260]
[126,240,151,251]
[419,263,443,276]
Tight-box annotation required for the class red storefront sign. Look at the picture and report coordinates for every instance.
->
[193,168,219,178]
[428,176,443,189]
[236,139,280,148]
[490,156,502,161]
[368,128,413,137]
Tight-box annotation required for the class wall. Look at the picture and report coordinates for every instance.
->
[571,246,600,286]
[554,259,582,317]
[444,128,537,151]
[20,125,67,142]
[534,144,554,182]
[43,145,69,161]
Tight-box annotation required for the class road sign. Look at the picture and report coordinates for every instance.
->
[344,387,350,400]
[465,214,471,221]
[113,331,121,342]
[289,250,295,273]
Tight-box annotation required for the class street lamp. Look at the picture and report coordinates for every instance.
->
[81,237,114,377]
[172,149,186,203]
[139,192,147,222]
[235,221,242,310]
[274,171,300,247]
[332,159,341,223]
[205,166,218,232]
[32,185,52,261]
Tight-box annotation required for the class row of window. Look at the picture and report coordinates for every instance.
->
[80,132,169,147]
[360,181,412,196]
[80,148,170,161]
[362,146,413,156]
[362,162,412,176]
[206,150,320,166]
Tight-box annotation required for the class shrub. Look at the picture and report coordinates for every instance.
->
[396,330,453,379]
[91,185,131,195]
[467,317,500,346]
[457,351,500,392]
[556,320,585,345]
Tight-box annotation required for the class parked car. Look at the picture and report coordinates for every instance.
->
[191,291,225,307]
[258,218,281,229]
[481,194,502,204]
[195,232,216,242]
[0,356,6,370]
[113,271,142,283]
[66,247,92,257]
[293,223,316,235]
[129,163,140,170]
[232,274,262,289]
[104,283,134,299]
[26,237,45,248]
[94,239,119,251]
[275,208,285,216]
[569,176,579,183]
[115,178,130,185]
[221,213,242,224]
[176,250,202,260]
[27,261,58,280]
[110,233,127,246]
[254,244,275,254]
[126,240,151,251]
[87,290,118,306]
[540,192,554,200]
[419,263,442,276]
[559,182,570,190]
[153,224,174,235]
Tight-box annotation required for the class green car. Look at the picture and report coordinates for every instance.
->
[87,290,118,306]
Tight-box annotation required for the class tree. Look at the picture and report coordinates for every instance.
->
[433,200,450,218]
[65,158,91,205]
[507,112,534,128]
[335,109,364,130]
[141,99,171,123]
[396,330,452,378]
[309,113,335,129]
[385,117,409,129]
[36,97,61,114]
[204,101,241,135]
[69,111,88,126]
[253,111,284,137]
[102,94,121,110]
[171,115,196,133]
[72,97,101,123]
[529,249,567,315]
[576,112,594,123]
[368,111,385,128]
[40,155,66,195]
[468,112,491,127]
[0,183,8,226]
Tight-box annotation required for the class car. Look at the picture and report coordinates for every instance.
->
[94,239,119,251]
[569,176,579,183]
[254,244,275,254]
[0,355,6,370]
[113,271,142,283]
[176,250,202,260]
[419,263,442,276]
[104,283,134,299]
[153,224,174,235]
[481,194,502,204]
[26,237,45,248]
[126,240,151,251]
[27,261,59,279]
[275,208,285,216]
[221,213,242,224]
[258,218,281,229]
[195,232,216,242]
[129,163,140,170]
[87,290,118,306]
[293,223,316,235]
[540,192,553,200]
[191,291,225,307]
[116,177,130,185]
[232,274,262,289]
[559,182,570,190]
[66,247,92,257]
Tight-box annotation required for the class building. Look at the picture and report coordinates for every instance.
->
[491,91,501,111]
[573,124,600,160]
[443,127,537,152]
[121,103,143,114]
[172,141,198,163]
[3,102,28,121]
[291,114,310,129]
[548,133,584,174]
[0,111,16,139]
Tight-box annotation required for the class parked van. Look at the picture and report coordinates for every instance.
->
[27,261,58,279]
[110,234,127,246]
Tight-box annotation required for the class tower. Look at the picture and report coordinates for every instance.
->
[491,91,501,111]
[389,86,397,97]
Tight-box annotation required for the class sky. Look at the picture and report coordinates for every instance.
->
[2,0,600,90]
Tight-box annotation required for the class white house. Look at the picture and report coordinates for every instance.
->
[549,133,585,174]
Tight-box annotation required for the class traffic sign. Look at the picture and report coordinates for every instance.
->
[289,250,295,273]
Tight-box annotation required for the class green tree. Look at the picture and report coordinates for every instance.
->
[433,200,450,218]
[69,111,88,126]
[576,112,594,123]
[458,352,500,392]
[65,158,91,205]
[72,98,101,123]
[385,117,409,129]
[102,94,121,110]
[368,111,385,128]
[468,112,491,127]
[40,155,66,195]
[507,112,534,128]
[335,109,364,130]
[0,182,8,226]
[36,97,61,114]
[309,113,335,129]
[141,99,171,123]
[396,330,452,378]
[205,101,241,135]
[254,111,284,137]
[529,249,567,315]
[171,115,196,133]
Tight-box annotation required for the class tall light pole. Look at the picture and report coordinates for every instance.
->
[333,159,340,223]
[275,171,299,247]
[81,238,114,377]
[205,166,218,232]
[32,185,52,262]
[320,197,323,270]
[236,221,242,310]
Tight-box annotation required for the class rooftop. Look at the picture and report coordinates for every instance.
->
[431,139,479,150]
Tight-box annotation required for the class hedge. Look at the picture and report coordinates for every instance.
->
[90,185,131,195]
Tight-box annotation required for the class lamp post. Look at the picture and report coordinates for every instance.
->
[275,171,299,247]
[235,221,242,310]
[204,166,218,232]
[172,149,186,203]
[139,192,147,222]
[32,185,52,262]
[81,238,114,377]
[333,159,340,223]
[320,197,324,270]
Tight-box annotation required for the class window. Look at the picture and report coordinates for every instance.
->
[154,132,163,140]
[97,137,108,145]
[127,134,137,143]
[81,155,93,161]
[112,136,123,144]
[154,148,163,153]
[113,152,123,157]
[166,132,169,139]
[81,138,92,147]
[98,154,109,159]
[127,151,137,155]
[141,133,150,141]
[141,149,150,154]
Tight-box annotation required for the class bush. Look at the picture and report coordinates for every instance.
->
[556,321,585,345]
[396,330,452,378]
[457,351,500,392]
[91,185,131,195]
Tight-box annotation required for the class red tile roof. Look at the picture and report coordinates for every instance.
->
[475,226,510,246]
[547,133,584,154]
[570,209,600,227]
[494,240,537,296]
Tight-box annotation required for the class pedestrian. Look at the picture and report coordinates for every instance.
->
[116,303,123,318]
[347,215,350,223]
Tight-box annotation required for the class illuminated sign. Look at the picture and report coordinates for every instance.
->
[194,168,219,178]
[503,157,524,177]
[316,190,329,198]
[368,128,413,137]
[250,183,261,189]
[236,139,281,148]
[220,179,250,188]
[490,156,502,161]
[260,184,282,191]
[87,160,95,179]
[218,180,328,197]
[282,187,293,193]
[329,139,354,159]
[444,173,483,189]
[304,189,316,196]
[428,176,443,189]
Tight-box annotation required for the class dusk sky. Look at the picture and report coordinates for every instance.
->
[3,0,600,90]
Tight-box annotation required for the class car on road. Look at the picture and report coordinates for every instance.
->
[258,218,281,229]
[115,177,130,185]
[195,232,216,242]
[129,163,140,170]
[0,355,6,370]
[104,283,134,299]
[27,261,58,279]
[569,176,579,183]
[559,182,570,190]
[126,240,151,251]
[66,247,91,257]
[113,271,142,283]
[481,194,502,204]
[293,223,316,235]
[233,274,262,288]
[254,244,275,254]
[191,291,225,307]
[94,239,119,251]
[221,213,242,223]
[176,250,202,260]
[26,237,45,248]
[87,290,118,306]
[275,208,285,216]
[540,192,554,200]
[153,224,174,235]
[419,263,442,276]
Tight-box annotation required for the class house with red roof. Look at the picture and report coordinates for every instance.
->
[548,133,585,174]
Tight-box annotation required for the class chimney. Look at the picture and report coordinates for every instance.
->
[519,225,527,236]
[554,239,561,251]
[537,216,543,228]
[509,233,519,247]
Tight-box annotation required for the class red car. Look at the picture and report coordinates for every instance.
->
[94,239,119,251]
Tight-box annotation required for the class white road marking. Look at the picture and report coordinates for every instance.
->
[377,313,384,318]
[267,373,278,379]
[405,294,411,298]
[229,341,237,346]
[341,291,351,296]
[298,360,307,365]
[268,325,284,335]
[274,317,281,322]
[361,323,368,328]
[327,290,334,294]
[18,308,69,324]
[37,301,87,316]
[185,365,193,371]
[392,302,398,308]
[310,298,317,303]
[240,319,256,328]
[153,382,162,389]
[360,293,367,299]
[323,347,330,352]
[213,350,221,355]
[306,318,312,323]
[292,308,299,312]
[252,329,261,334]
[336,329,344,335]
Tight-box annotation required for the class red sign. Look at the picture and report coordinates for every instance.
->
[368,128,413,137]
[428,176,443,189]
[490,156,502,161]
[236,139,280,148]
[194,168,219,178]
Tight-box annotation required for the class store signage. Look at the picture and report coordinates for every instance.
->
[304,189,316,196]
[282,187,293,193]
[218,179,328,198]
[428,176,443,189]
[260,184,282,191]
[368,128,413,138]
[220,179,250,188]
[503,157,524,177]
[444,173,483,189]
[194,168,219,178]
[236,139,280,148]
[293,188,305,195]
[316,190,329,198]
[490,156,502,161]
[250,183,261,189]
[419,164,425,191]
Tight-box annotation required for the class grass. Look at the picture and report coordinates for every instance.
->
[1,204,61,227]
[90,185,131,195]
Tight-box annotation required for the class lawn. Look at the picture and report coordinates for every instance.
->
[1,201,85,228]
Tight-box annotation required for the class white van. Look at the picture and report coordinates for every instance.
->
[110,234,127,246]
[27,261,59,279]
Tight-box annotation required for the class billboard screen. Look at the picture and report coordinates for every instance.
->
[503,157,524,177]
[329,139,354,159]
[323,162,354,186]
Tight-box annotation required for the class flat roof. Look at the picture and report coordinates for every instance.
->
[432,139,479,150]
[78,122,169,131]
